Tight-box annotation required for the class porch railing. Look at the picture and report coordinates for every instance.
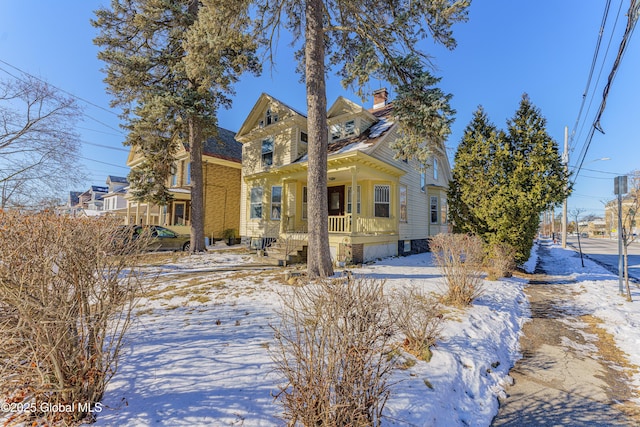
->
[327,214,395,234]
[328,215,352,233]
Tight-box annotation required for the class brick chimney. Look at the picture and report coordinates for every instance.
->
[373,88,388,109]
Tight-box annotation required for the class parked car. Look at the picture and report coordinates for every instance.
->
[113,225,191,251]
[136,225,191,251]
[111,225,191,252]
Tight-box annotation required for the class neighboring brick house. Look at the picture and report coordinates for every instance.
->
[235,89,451,264]
[124,127,242,242]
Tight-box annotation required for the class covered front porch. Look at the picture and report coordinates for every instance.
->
[124,189,192,234]
[275,153,405,238]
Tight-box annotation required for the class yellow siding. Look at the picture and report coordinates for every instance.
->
[370,129,430,239]
[203,163,241,240]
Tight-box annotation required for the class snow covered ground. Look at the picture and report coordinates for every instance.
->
[86,240,640,426]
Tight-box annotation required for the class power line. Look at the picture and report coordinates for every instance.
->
[572,0,624,154]
[0,59,125,135]
[78,156,129,170]
[571,0,639,185]
[568,0,613,151]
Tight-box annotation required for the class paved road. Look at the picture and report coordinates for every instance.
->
[491,243,640,426]
[565,236,640,281]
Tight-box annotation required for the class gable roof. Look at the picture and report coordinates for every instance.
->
[327,96,377,122]
[236,93,307,142]
[203,127,242,163]
[107,175,128,184]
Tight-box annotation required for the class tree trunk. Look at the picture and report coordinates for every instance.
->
[189,116,206,252]
[305,0,333,278]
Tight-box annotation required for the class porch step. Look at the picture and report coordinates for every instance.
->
[263,237,308,266]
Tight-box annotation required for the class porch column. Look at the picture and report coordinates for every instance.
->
[279,180,287,235]
[350,166,358,234]
[126,201,131,225]
[135,201,141,224]
[146,203,152,225]
[161,205,167,226]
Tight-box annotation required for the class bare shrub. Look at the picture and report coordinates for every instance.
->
[430,233,484,306]
[0,212,148,425]
[484,241,517,280]
[393,287,444,362]
[271,275,396,426]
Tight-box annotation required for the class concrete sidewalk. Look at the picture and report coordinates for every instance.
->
[491,244,640,426]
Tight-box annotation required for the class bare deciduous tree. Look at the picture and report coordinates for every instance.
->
[0,212,148,425]
[0,75,84,209]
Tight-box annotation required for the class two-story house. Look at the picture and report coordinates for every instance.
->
[236,89,451,264]
[70,185,109,216]
[124,127,242,242]
[102,175,129,215]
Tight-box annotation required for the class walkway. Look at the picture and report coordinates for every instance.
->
[491,244,640,426]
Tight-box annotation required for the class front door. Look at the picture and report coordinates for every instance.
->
[327,186,345,216]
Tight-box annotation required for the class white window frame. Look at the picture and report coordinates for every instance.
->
[433,158,439,181]
[185,162,191,185]
[374,185,391,218]
[440,196,448,225]
[399,185,408,222]
[330,123,342,140]
[261,137,273,167]
[302,186,308,219]
[347,185,361,214]
[266,108,278,125]
[170,164,178,187]
[250,187,263,219]
[345,120,355,136]
[271,186,282,220]
[430,196,439,224]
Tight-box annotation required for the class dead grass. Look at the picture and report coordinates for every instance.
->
[580,314,640,420]
[190,295,211,304]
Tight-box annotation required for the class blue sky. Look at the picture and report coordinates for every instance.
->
[1,1,638,216]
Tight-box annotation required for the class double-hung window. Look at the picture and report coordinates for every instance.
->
[261,137,273,167]
[374,185,390,218]
[302,187,308,219]
[433,158,439,181]
[430,196,438,224]
[345,120,355,136]
[170,164,178,186]
[271,186,282,220]
[330,123,342,140]
[347,186,361,214]
[400,186,408,222]
[266,108,278,125]
[250,187,263,219]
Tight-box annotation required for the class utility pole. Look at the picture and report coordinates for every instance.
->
[562,126,568,248]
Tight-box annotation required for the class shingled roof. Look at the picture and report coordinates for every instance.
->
[203,127,242,163]
[296,103,395,162]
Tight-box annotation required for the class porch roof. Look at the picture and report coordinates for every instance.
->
[247,150,405,181]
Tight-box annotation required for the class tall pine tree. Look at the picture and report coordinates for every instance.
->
[93,0,259,252]
[449,95,571,263]
[257,0,469,277]
[449,107,501,237]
